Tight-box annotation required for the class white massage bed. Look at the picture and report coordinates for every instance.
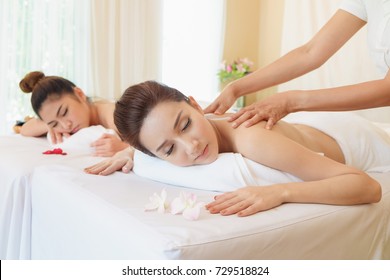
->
[0,135,102,259]
[30,164,390,259]
[1,113,390,259]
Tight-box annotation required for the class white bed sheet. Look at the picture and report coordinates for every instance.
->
[0,135,102,259]
[30,164,390,259]
[3,118,390,260]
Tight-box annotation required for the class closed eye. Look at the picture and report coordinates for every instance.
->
[166,144,174,156]
[62,108,68,117]
[182,118,191,131]
[165,118,191,156]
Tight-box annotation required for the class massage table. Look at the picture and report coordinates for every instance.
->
[0,135,102,259]
[30,164,390,259]
[1,113,390,259]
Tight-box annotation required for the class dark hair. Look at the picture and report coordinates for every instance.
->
[19,71,77,118]
[114,80,188,156]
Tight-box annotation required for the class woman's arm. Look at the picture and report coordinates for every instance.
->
[230,74,390,129]
[20,117,48,137]
[204,10,367,115]
[289,72,390,112]
[84,146,134,175]
[206,125,381,216]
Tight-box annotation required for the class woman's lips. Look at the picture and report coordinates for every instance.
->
[196,144,209,161]
[71,126,80,134]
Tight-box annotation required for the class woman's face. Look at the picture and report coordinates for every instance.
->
[38,88,91,134]
[139,99,219,166]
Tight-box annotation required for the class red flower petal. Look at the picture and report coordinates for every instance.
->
[42,148,67,155]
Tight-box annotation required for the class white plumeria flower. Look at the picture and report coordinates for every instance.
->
[171,192,205,220]
[144,188,168,213]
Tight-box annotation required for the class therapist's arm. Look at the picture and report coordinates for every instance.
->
[288,71,390,112]
[205,10,366,115]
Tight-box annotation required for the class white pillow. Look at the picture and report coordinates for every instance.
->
[133,150,301,192]
[47,125,116,154]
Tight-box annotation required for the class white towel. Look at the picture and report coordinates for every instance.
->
[47,125,116,154]
[133,150,301,192]
[283,112,390,172]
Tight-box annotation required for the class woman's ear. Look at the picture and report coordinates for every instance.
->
[188,96,203,114]
[73,87,87,102]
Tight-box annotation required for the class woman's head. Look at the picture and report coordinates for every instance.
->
[19,71,91,134]
[115,81,219,166]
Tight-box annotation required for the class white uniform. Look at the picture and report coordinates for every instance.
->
[340,0,390,76]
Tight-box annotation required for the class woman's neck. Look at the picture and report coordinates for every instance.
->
[89,103,100,126]
[208,116,234,153]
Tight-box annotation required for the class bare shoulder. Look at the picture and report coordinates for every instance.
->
[94,101,116,129]
[229,121,272,153]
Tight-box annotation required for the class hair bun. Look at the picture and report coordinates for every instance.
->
[19,71,45,93]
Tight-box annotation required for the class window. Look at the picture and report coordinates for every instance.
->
[0,0,90,135]
[161,0,225,103]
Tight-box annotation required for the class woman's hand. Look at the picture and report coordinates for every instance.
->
[48,127,70,144]
[229,91,294,129]
[90,133,129,157]
[203,83,238,115]
[206,185,287,217]
[84,146,135,176]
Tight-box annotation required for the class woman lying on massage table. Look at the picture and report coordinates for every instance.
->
[19,71,130,157]
[85,81,390,217]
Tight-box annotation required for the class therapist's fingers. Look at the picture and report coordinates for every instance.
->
[204,102,229,115]
[230,110,258,128]
[242,114,265,128]
[203,102,218,114]
[227,107,246,122]
[265,118,276,130]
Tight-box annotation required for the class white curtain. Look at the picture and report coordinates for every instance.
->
[90,0,163,100]
[161,0,225,102]
[277,0,390,121]
[278,0,380,91]
[0,0,91,135]
[0,0,224,135]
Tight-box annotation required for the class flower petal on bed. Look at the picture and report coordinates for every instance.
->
[144,188,168,213]
[183,202,205,221]
[170,196,184,215]
[171,192,204,220]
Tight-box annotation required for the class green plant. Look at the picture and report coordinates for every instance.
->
[217,58,253,83]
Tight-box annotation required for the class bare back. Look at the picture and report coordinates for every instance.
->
[271,120,345,164]
[209,114,345,164]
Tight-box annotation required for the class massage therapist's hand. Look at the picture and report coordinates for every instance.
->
[203,83,238,115]
[206,185,287,217]
[90,133,129,157]
[84,146,134,176]
[229,91,294,129]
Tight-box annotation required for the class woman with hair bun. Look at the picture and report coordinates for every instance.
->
[19,71,130,158]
